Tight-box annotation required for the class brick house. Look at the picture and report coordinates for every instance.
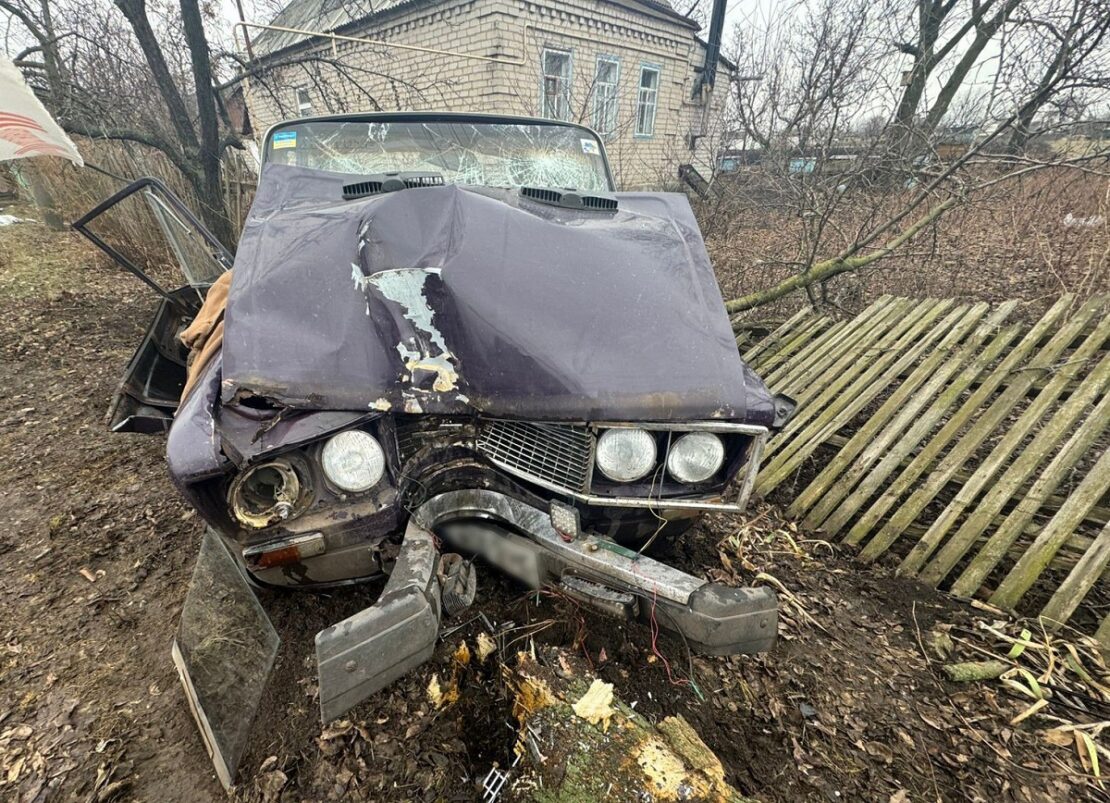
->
[240,0,733,189]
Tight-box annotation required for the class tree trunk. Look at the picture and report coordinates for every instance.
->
[113,0,199,157]
[113,0,236,247]
[506,648,755,802]
[890,0,944,148]
[179,0,235,248]
[921,0,1019,142]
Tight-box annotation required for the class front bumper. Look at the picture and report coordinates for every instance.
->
[175,491,777,787]
[413,490,777,654]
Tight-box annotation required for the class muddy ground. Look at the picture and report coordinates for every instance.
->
[0,211,1099,802]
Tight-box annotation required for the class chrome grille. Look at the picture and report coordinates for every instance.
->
[477,420,594,493]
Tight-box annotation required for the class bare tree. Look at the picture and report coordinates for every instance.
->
[716,0,1110,313]
[3,0,243,244]
[886,0,1022,152]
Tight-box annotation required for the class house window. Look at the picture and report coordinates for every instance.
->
[635,65,660,137]
[294,87,313,116]
[592,57,620,136]
[541,49,572,120]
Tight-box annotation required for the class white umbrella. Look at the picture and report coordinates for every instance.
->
[0,56,82,166]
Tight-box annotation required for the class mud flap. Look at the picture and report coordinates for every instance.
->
[315,521,441,723]
[172,531,279,789]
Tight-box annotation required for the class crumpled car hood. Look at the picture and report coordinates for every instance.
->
[222,163,774,425]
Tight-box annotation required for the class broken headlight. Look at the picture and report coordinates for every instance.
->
[666,432,725,483]
[229,457,312,529]
[320,429,385,493]
[595,428,656,482]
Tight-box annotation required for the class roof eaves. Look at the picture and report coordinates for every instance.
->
[251,0,430,61]
[625,0,700,29]
[249,0,700,64]
[694,34,736,71]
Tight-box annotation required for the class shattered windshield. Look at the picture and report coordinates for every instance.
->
[263,119,612,192]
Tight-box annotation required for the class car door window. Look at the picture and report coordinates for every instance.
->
[73,177,233,309]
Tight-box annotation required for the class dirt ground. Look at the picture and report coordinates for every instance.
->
[0,209,1101,802]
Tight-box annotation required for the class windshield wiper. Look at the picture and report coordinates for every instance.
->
[342,172,445,200]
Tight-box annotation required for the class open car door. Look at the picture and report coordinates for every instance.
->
[73,178,234,433]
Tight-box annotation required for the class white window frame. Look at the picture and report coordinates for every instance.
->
[592,55,620,137]
[540,48,573,121]
[635,64,660,138]
[294,86,313,116]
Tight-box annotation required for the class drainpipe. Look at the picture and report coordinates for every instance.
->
[689,0,728,150]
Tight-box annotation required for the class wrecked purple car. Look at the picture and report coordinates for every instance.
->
[75,112,787,786]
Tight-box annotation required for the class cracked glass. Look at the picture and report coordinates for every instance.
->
[264,120,611,192]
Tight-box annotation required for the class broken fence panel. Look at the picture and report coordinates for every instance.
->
[739,294,1110,644]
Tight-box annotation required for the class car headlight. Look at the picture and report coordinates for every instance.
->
[321,430,385,492]
[229,458,309,529]
[595,428,657,482]
[667,432,725,483]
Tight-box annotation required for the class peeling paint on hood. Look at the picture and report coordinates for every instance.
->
[365,268,460,395]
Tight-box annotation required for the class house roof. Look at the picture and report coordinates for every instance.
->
[250,0,699,60]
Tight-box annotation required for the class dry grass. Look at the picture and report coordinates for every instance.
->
[0,203,107,300]
[702,168,1110,322]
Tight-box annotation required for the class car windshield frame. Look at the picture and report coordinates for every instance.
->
[261,112,616,192]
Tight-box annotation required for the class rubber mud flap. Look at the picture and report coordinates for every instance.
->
[651,583,777,656]
[315,520,441,723]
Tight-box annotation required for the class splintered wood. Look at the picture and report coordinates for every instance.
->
[740,295,1110,647]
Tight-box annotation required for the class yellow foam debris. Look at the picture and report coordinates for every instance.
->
[453,641,471,667]
[476,632,497,663]
[427,673,458,709]
[572,679,615,731]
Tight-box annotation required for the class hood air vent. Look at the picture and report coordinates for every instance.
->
[342,172,445,200]
[520,186,618,211]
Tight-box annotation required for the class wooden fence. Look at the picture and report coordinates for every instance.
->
[740,295,1110,644]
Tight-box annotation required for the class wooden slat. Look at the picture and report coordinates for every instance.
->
[745,293,1110,639]
[758,300,960,493]
[763,319,849,389]
[822,430,1110,532]
[853,296,1096,560]
[823,323,1022,537]
[949,384,1110,597]
[791,302,1005,525]
[749,315,835,377]
[901,515,1105,578]
[1039,521,1110,630]
[990,445,1110,609]
[766,297,912,411]
[739,306,816,366]
[764,298,938,457]
[902,311,1110,579]
[1096,614,1110,658]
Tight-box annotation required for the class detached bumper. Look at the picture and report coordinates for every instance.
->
[313,491,776,725]
[415,490,778,655]
[315,523,442,722]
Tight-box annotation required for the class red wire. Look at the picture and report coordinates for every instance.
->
[649,587,688,687]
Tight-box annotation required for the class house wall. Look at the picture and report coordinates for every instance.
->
[242,0,728,188]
